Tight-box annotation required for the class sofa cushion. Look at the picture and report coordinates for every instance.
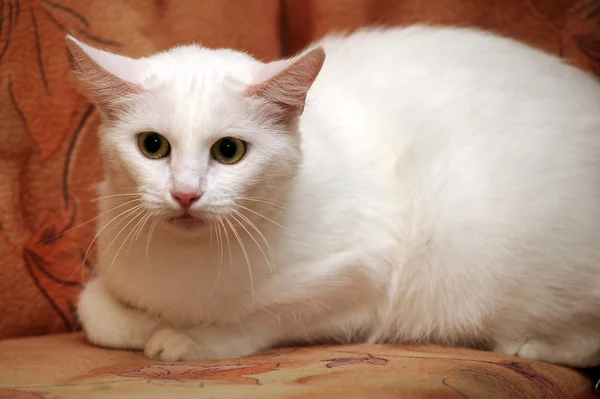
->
[0,334,596,398]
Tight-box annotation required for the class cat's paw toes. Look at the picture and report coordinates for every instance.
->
[516,338,600,367]
[492,340,523,357]
[516,339,549,361]
[144,328,210,361]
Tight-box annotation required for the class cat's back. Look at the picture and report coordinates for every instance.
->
[293,25,600,275]
[311,24,598,85]
[307,25,600,121]
[300,25,600,180]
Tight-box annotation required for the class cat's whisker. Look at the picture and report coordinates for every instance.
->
[237,197,284,209]
[126,210,153,258]
[103,208,147,278]
[236,204,291,234]
[225,218,254,302]
[142,213,156,241]
[233,209,274,258]
[215,220,223,275]
[125,213,147,259]
[60,203,145,286]
[88,208,142,280]
[134,211,154,242]
[231,210,274,275]
[211,221,224,296]
[84,204,145,275]
[146,216,161,265]
[218,216,233,268]
[91,193,140,202]
[230,213,269,273]
[45,197,143,243]
[59,258,86,289]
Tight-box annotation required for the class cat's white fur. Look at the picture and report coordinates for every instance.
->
[69,26,600,367]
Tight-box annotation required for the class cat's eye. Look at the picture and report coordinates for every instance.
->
[211,137,246,165]
[138,132,170,159]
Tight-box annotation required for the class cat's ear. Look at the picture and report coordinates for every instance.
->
[245,47,325,123]
[66,35,144,119]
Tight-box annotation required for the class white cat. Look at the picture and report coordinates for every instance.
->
[69,25,600,367]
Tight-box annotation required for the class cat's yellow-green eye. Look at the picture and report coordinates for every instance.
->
[211,137,247,165]
[138,132,170,159]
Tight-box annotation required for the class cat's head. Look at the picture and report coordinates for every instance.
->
[66,36,324,235]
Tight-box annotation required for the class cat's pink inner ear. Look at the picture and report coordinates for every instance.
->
[66,36,142,118]
[245,47,325,122]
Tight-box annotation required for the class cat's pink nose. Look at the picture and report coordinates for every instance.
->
[171,192,200,209]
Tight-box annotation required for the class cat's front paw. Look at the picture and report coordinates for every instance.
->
[516,338,600,367]
[144,328,213,361]
[79,278,159,350]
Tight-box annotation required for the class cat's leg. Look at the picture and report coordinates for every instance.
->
[144,325,271,361]
[144,251,375,361]
[515,336,600,367]
[78,277,160,350]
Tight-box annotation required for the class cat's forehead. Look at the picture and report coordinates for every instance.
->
[133,85,247,145]
[123,51,254,142]
[143,45,258,87]
[122,46,264,141]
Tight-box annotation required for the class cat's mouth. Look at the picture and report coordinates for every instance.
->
[167,213,205,229]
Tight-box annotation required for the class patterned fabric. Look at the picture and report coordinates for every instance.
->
[0,0,599,339]
[0,334,596,398]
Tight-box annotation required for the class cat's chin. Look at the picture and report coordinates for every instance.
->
[167,214,207,232]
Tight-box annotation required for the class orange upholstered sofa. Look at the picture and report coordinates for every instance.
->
[1,1,600,397]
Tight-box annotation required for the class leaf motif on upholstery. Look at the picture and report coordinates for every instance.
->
[576,33,600,74]
[323,353,388,368]
[525,0,576,57]
[0,0,117,335]
[1,0,120,162]
[569,0,600,74]
[23,196,91,331]
[115,362,280,385]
